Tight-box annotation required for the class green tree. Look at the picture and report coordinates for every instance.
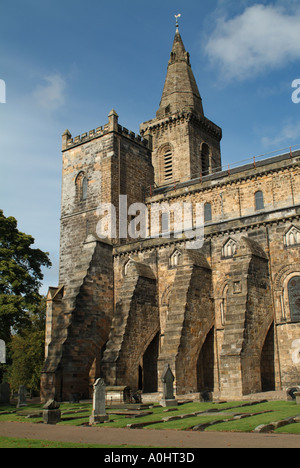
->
[0,210,51,343]
[6,297,46,395]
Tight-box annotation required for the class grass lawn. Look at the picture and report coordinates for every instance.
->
[0,436,151,449]
[0,400,300,446]
[203,401,300,432]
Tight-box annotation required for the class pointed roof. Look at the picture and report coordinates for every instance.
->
[156,29,204,119]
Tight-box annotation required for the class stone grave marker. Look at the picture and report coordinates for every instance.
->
[0,340,6,364]
[286,386,300,401]
[295,392,300,405]
[89,378,109,424]
[43,400,61,424]
[160,364,178,407]
[17,385,27,408]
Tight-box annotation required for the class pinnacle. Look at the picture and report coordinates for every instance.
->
[156,30,204,119]
[108,109,118,117]
[170,30,187,63]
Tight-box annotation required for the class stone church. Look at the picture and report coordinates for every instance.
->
[41,25,300,402]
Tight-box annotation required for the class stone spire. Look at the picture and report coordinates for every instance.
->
[156,26,204,119]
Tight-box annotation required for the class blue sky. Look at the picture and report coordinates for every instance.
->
[1,0,300,293]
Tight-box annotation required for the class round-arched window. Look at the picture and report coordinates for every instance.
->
[288,276,300,322]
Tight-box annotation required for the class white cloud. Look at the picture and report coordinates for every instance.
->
[261,119,300,147]
[32,73,66,111]
[0,72,66,294]
[205,4,300,81]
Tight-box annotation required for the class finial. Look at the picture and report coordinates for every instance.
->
[175,13,181,31]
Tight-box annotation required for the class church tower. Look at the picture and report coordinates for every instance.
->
[140,21,222,186]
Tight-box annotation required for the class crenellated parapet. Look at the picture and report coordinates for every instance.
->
[62,110,151,151]
[140,110,222,141]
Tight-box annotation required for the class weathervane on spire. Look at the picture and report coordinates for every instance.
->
[175,14,181,31]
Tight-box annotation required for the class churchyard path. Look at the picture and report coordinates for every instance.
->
[0,421,300,448]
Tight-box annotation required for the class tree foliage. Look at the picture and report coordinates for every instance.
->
[5,297,47,394]
[0,210,51,342]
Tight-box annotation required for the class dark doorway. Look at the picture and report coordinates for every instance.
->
[138,366,143,391]
[142,332,160,393]
[260,322,275,392]
[197,327,214,392]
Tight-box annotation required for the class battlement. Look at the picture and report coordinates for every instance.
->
[140,110,222,141]
[62,109,151,151]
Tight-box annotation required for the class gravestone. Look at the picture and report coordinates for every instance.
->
[89,378,109,424]
[43,400,61,424]
[160,364,178,407]
[17,385,27,408]
[0,340,6,364]
[286,386,300,401]
[295,392,300,405]
[0,382,10,404]
[69,392,80,403]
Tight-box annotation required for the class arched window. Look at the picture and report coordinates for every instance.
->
[222,238,237,258]
[284,226,300,247]
[75,172,88,201]
[82,176,88,201]
[288,276,300,322]
[124,259,134,276]
[164,148,173,182]
[204,203,212,223]
[255,190,264,211]
[220,284,228,327]
[158,144,174,184]
[170,249,181,268]
[201,143,210,176]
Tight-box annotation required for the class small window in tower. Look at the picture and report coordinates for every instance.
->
[164,149,173,181]
[204,203,212,223]
[255,190,264,211]
[75,172,88,202]
[201,143,210,176]
[82,177,88,201]
[288,276,300,322]
[161,212,170,234]
[165,105,171,115]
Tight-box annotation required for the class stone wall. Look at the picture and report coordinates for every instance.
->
[42,111,154,401]
[42,121,300,402]
[41,239,114,401]
[158,250,214,394]
[219,238,273,399]
[42,26,300,403]
[59,111,153,285]
[107,151,300,399]
[102,262,159,391]
[140,112,222,187]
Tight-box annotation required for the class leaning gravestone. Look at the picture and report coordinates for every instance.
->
[89,378,109,424]
[0,340,6,364]
[160,364,178,407]
[43,400,61,424]
[17,385,27,408]
[286,386,300,401]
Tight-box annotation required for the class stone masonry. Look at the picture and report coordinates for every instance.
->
[41,27,300,402]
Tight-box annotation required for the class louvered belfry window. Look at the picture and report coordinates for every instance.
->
[164,149,173,181]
